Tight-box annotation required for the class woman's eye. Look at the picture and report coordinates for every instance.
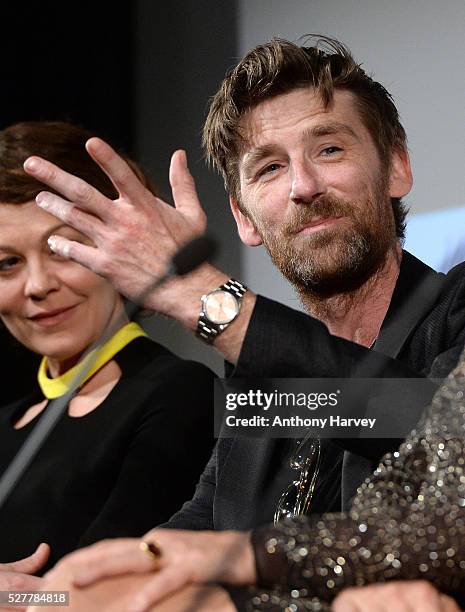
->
[0,256,20,271]
[46,243,65,259]
[50,251,67,261]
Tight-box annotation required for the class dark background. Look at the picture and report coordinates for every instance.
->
[0,3,134,147]
[0,1,239,401]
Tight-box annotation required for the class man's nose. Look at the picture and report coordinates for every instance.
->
[24,259,60,300]
[290,159,325,204]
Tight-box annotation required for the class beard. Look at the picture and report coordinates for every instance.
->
[247,183,396,298]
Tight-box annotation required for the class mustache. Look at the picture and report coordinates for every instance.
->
[283,197,352,235]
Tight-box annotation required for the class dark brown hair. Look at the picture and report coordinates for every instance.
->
[203,36,408,238]
[0,121,157,203]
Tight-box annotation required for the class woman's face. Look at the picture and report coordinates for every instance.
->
[0,201,125,366]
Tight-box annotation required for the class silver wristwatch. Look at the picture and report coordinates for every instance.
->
[196,278,247,344]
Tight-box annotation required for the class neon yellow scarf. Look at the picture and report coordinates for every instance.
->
[37,322,148,399]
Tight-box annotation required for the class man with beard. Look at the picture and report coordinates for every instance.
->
[22,36,465,604]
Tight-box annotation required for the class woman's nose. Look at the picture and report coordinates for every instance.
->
[24,259,60,300]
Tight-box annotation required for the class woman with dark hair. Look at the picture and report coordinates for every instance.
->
[0,121,215,576]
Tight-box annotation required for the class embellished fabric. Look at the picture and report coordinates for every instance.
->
[248,350,465,610]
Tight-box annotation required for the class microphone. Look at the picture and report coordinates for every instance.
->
[171,235,216,276]
[0,234,217,510]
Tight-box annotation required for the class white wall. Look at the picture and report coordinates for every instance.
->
[238,0,465,307]
[405,206,465,272]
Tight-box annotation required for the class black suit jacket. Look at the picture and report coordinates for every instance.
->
[166,252,465,530]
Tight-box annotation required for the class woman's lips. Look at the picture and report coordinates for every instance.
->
[296,216,345,235]
[29,305,78,328]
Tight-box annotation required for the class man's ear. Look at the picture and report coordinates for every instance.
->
[388,148,413,198]
[229,197,263,246]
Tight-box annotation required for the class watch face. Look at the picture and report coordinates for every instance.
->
[204,290,239,325]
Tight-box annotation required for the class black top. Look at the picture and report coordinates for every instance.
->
[0,337,215,571]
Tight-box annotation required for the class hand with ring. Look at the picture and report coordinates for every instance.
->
[138,540,162,564]
[44,529,255,612]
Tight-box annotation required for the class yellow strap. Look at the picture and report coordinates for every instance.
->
[37,322,148,399]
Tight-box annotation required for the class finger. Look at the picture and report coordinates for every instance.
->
[331,591,361,612]
[86,138,149,203]
[1,571,44,591]
[37,192,105,239]
[439,594,461,612]
[3,543,50,573]
[331,587,391,612]
[72,543,158,587]
[169,150,206,226]
[403,582,445,612]
[47,236,103,274]
[23,157,109,216]
[127,567,188,612]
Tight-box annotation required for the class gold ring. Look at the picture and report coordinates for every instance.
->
[139,540,163,562]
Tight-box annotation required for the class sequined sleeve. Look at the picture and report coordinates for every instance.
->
[246,358,465,610]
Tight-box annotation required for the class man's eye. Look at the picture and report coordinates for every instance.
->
[321,146,342,156]
[258,163,281,177]
[0,256,20,272]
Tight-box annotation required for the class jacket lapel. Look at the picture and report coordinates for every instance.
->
[373,251,445,358]
[342,251,445,509]
[216,437,294,529]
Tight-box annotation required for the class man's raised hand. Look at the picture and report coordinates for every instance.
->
[24,139,208,314]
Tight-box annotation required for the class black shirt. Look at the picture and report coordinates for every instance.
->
[0,337,215,571]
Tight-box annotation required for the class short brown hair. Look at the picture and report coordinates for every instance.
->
[203,36,408,238]
[0,121,157,204]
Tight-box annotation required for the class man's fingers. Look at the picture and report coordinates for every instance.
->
[37,192,105,239]
[128,568,187,612]
[47,236,102,273]
[23,157,108,216]
[86,138,149,204]
[2,543,50,574]
[169,150,206,227]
